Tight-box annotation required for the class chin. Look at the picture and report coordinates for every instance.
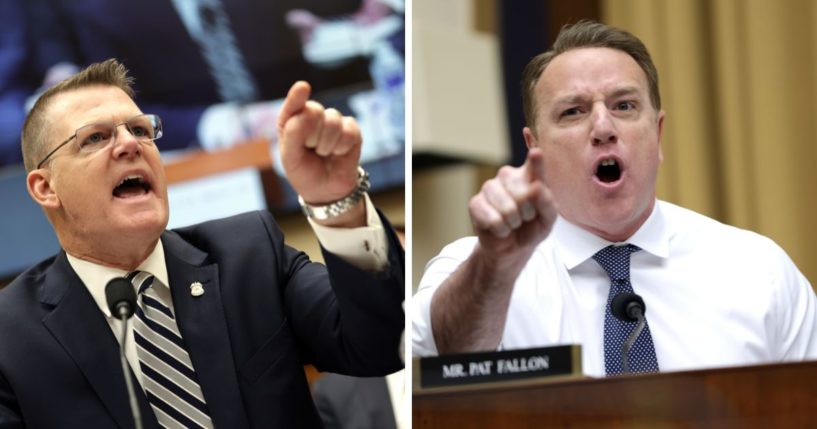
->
[120,213,168,236]
[598,200,653,237]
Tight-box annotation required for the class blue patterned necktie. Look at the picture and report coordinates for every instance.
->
[593,245,660,375]
[128,271,214,428]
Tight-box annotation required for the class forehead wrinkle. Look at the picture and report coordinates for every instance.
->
[51,86,140,124]
[41,88,141,160]
[551,93,587,106]
[549,84,643,107]
[538,47,650,106]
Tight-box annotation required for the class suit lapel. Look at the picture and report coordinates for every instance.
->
[39,252,156,429]
[161,231,249,428]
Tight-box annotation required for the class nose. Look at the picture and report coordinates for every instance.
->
[590,104,617,146]
[110,123,142,160]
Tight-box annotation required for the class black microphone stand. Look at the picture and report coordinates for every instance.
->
[620,307,646,374]
[611,292,648,374]
[107,277,143,429]
[114,305,143,429]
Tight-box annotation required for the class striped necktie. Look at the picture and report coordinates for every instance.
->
[593,245,660,376]
[128,271,214,428]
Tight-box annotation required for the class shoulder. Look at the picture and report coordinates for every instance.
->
[661,200,770,242]
[161,211,289,268]
[0,254,57,295]
[0,254,59,320]
[171,210,279,237]
[659,200,795,265]
[168,210,282,247]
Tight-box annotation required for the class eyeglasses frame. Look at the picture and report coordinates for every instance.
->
[35,113,162,169]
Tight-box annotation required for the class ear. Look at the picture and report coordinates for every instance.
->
[523,126,538,150]
[27,169,60,210]
[656,110,665,162]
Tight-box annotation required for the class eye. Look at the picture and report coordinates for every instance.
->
[78,130,112,149]
[614,101,636,111]
[560,107,582,118]
[127,116,156,139]
[130,125,151,138]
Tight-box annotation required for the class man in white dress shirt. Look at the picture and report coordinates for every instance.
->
[412,20,817,377]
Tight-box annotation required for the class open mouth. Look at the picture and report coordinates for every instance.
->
[113,174,151,198]
[595,158,622,183]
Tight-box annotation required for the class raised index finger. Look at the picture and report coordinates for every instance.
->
[524,147,547,182]
[276,81,312,135]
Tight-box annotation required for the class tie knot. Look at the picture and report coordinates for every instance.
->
[126,270,156,295]
[593,244,640,281]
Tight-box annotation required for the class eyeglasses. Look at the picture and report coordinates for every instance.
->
[36,114,163,169]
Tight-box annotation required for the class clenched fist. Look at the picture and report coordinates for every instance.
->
[277,81,366,227]
[469,148,559,259]
[277,81,362,206]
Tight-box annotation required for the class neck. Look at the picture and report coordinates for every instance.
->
[591,223,642,243]
[578,199,656,243]
[62,235,159,271]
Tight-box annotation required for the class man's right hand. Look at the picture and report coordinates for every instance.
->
[429,148,559,353]
[468,148,558,262]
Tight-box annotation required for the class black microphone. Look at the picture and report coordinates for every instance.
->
[106,277,137,319]
[610,292,647,374]
[105,278,143,429]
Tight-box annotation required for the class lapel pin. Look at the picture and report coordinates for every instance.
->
[190,281,205,297]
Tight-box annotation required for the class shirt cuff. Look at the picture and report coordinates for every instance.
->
[307,193,389,272]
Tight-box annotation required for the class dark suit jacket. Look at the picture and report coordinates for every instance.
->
[313,374,397,429]
[0,210,404,428]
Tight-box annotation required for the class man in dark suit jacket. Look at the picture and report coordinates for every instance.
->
[0,58,403,428]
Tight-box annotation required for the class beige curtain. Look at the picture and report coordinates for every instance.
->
[604,0,817,285]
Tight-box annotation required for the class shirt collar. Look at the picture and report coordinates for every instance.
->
[66,240,170,318]
[550,200,671,270]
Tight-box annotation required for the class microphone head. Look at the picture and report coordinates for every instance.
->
[105,277,137,319]
[611,292,646,322]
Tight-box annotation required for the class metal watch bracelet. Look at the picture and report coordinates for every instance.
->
[298,166,371,220]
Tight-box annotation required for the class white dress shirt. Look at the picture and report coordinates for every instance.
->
[68,196,389,387]
[412,200,817,377]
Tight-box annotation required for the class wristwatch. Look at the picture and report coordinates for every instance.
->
[298,166,371,220]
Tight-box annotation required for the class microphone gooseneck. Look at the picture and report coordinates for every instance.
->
[105,277,143,429]
[610,292,647,374]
